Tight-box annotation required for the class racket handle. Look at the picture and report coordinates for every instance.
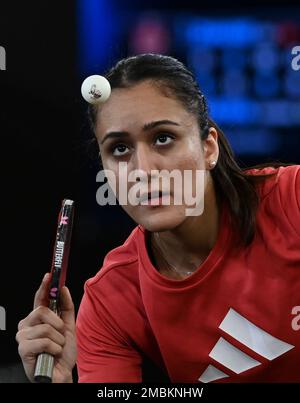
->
[34,353,54,383]
[34,299,58,383]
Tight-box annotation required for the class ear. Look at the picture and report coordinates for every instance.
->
[203,127,219,170]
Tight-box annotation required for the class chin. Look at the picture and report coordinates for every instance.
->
[130,205,187,233]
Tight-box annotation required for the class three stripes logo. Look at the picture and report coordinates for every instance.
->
[198,308,295,383]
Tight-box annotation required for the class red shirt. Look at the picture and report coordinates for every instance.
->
[76,166,300,383]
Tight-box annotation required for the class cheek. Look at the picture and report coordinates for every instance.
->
[173,144,204,172]
[100,153,115,171]
[174,135,204,170]
[177,154,202,171]
[101,157,123,190]
[173,139,207,202]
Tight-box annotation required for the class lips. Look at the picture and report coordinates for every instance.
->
[139,190,170,204]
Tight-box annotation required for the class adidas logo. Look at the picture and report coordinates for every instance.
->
[198,308,295,383]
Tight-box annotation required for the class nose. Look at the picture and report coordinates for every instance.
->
[133,143,155,178]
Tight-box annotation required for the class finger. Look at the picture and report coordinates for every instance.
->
[18,338,63,359]
[16,323,66,347]
[18,306,64,333]
[59,287,75,330]
[33,273,51,309]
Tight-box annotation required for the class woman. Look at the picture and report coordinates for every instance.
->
[16,54,300,383]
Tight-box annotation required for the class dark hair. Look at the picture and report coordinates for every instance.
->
[88,53,286,247]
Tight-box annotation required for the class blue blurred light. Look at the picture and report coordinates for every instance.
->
[251,43,280,72]
[254,73,280,98]
[209,97,260,125]
[196,72,217,96]
[261,101,287,126]
[176,14,299,158]
[185,19,264,48]
[288,102,300,124]
[77,0,118,74]
[226,129,280,155]
[209,97,299,127]
[221,69,247,96]
[188,48,217,73]
[284,71,300,97]
[262,101,300,126]
[221,49,247,69]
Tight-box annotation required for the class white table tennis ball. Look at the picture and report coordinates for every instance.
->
[81,75,111,104]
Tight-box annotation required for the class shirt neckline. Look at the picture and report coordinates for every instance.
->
[137,203,232,289]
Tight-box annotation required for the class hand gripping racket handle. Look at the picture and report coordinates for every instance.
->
[34,199,74,383]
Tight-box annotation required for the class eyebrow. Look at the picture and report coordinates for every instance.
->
[100,120,180,145]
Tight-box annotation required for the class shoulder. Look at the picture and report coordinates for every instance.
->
[247,165,300,237]
[77,225,145,334]
[246,165,300,201]
[84,225,143,292]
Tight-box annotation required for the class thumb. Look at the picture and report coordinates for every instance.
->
[33,273,51,309]
[59,286,75,330]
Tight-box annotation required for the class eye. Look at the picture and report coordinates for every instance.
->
[111,144,129,156]
[155,134,174,146]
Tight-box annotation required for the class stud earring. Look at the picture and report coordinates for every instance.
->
[209,160,217,169]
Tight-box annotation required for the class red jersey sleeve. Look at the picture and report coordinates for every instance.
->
[276,165,300,238]
[76,280,142,383]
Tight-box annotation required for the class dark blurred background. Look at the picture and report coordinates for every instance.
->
[0,0,299,381]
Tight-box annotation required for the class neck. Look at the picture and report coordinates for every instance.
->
[151,177,220,274]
